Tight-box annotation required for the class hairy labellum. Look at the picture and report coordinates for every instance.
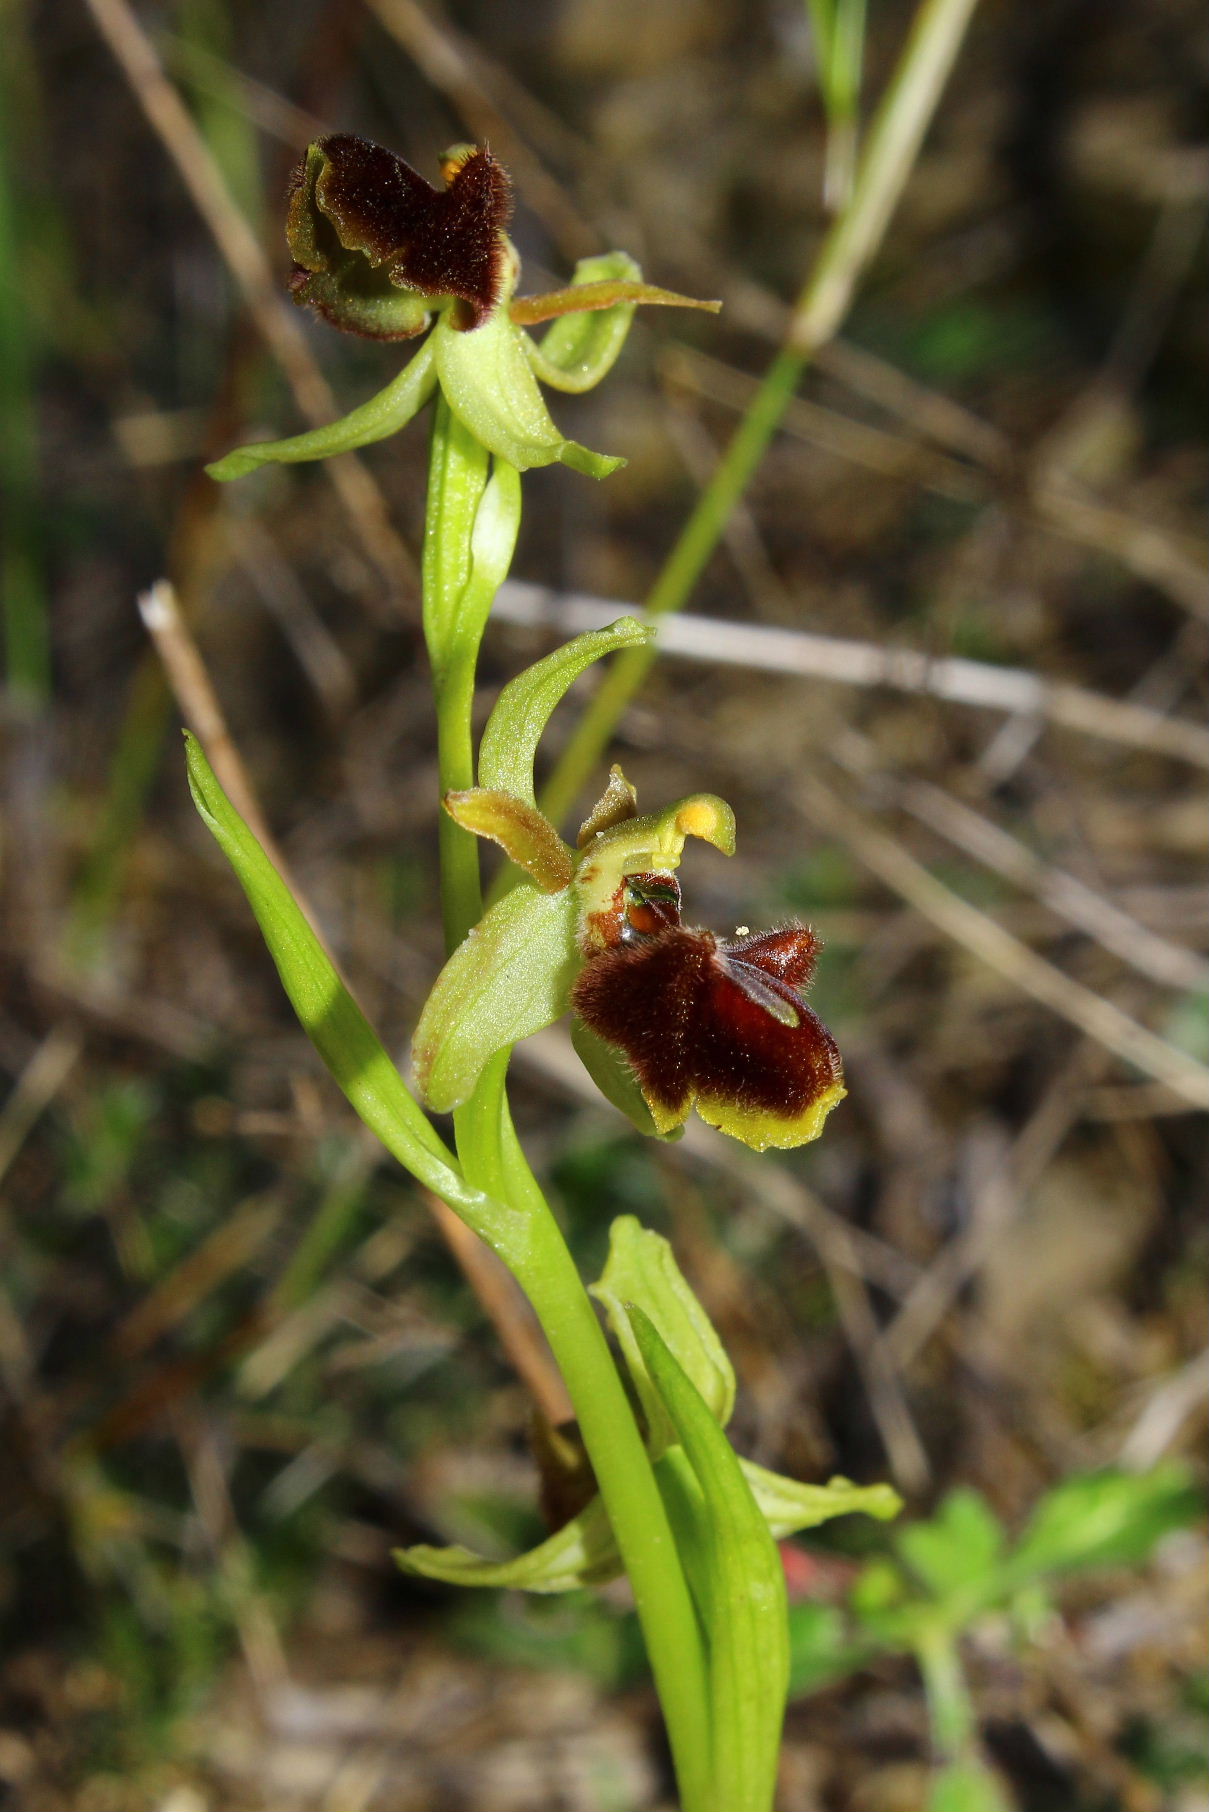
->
[572,882,844,1151]
[287,136,513,338]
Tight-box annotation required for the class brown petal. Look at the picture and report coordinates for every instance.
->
[289,136,513,332]
[572,923,844,1150]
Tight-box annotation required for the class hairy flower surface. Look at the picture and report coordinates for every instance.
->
[573,874,844,1151]
[287,135,513,338]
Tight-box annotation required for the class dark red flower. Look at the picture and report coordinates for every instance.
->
[572,876,844,1151]
[287,136,513,338]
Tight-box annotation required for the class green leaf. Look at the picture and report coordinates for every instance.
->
[926,1760,1012,1812]
[411,881,579,1112]
[183,734,516,1248]
[396,1492,622,1593]
[742,1462,902,1539]
[522,252,643,394]
[205,336,437,480]
[1008,1466,1200,1583]
[478,618,652,808]
[630,1307,789,1812]
[433,303,623,477]
[898,1490,1005,1599]
[444,789,573,892]
[591,1216,735,1452]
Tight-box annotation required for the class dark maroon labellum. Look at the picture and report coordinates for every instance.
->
[288,135,513,336]
[572,898,844,1150]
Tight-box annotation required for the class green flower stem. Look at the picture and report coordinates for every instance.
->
[455,1059,713,1812]
[538,0,981,831]
[915,1623,976,1763]
[424,406,713,1808]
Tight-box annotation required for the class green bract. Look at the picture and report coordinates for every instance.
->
[398,1216,900,1600]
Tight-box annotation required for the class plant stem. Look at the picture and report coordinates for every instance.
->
[424,419,714,1807]
[455,1059,714,1811]
[538,0,980,830]
[915,1623,976,1762]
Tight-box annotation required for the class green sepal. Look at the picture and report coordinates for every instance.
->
[444,789,573,892]
[521,252,642,394]
[591,1216,735,1452]
[433,302,623,477]
[395,1492,622,1593]
[630,1307,789,1812]
[205,336,437,480]
[479,617,651,807]
[570,1017,678,1140]
[741,1461,902,1538]
[412,881,579,1112]
[182,735,519,1249]
[289,261,433,343]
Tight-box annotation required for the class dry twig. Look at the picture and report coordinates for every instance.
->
[492,582,1209,767]
[795,772,1209,1110]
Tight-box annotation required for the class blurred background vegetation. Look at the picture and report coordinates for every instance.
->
[0,0,1205,1807]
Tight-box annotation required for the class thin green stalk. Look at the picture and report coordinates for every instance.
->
[424,431,714,1806]
[454,1058,713,1812]
[538,0,981,829]
[915,1623,976,1762]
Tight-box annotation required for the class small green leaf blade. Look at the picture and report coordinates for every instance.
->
[591,1216,735,1449]
[743,1461,902,1538]
[183,735,509,1239]
[433,304,623,476]
[396,1493,622,1594]
[1008,1465,1200,1583]
[479,618,651,808]
[206,337,437,479]
[630,1306,789,1812]
[898,1490,1005,1599]
[412,882,579,1112]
